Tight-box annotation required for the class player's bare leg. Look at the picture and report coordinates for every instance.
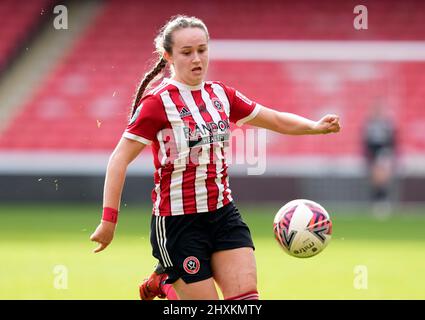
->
[172,277,219,300]
[211,247,259,300]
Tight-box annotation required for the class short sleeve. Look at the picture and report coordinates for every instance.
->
[123,95,167,145]
[222,84,262,127]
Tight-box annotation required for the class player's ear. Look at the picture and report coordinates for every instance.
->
[163,52,173,65]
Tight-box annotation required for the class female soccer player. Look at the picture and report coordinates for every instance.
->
[90,15,341,300]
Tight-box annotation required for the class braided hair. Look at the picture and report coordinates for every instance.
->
[130,58,167,116]
[130,15,209,117]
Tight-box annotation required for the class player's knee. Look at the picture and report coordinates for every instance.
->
[222,273,257,299]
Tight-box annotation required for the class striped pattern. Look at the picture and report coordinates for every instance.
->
[126,78,256,216]
[155,216,173,267]
[151,79,235,216]
[306,205,333,235]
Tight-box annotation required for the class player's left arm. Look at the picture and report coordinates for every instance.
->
[246,105,341,135]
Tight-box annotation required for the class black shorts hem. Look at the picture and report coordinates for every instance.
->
[164,272,213,285]
[180,273,213,284]
[213,243,255,252]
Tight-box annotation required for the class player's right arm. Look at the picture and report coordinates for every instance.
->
[219,82,340,135]
[90,137,146,253]
[247,106,341,135]
[90,95,166,253]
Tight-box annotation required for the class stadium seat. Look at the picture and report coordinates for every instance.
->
[0,0,424,158]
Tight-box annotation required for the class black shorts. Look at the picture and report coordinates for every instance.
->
[150,201,254,284]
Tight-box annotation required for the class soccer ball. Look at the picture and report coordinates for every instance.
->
[273,199,332,258]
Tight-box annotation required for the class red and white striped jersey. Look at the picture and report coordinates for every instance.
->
[123,78,261,216]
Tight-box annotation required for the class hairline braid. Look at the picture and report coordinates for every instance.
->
[131,57,167,116]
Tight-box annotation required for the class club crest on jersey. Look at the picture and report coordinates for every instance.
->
[179,107,192,118]
[212,98,223,111]
[183,256,200,274]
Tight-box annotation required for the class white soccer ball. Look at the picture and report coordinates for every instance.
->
[273,199,332,258]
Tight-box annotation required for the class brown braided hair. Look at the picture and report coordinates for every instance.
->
[131,58,167,116]
[130,15,209,116]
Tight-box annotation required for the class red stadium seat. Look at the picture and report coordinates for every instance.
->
[0,0,424,159]
[0,0,53,70]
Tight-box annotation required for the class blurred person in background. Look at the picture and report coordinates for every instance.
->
[363,101,397,217]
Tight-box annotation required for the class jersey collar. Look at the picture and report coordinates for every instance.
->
[165,78,204,91]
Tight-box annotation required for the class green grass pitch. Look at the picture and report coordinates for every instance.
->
[0,203,424,299]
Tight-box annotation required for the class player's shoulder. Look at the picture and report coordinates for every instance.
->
[137,93,162,109]
[205,80,235,93]
[206,80,227,87]
[144,79,176,99]
[138,83,170,109]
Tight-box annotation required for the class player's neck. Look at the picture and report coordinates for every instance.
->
[167,77,204,90]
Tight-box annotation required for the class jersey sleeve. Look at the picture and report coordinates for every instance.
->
[221,83,262,127]
[123,95,167,145]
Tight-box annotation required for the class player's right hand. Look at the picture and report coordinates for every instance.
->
[90,220,116,253]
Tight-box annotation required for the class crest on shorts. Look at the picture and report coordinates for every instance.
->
[183,256,200,274]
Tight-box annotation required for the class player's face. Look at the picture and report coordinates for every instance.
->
[167,27,209,86]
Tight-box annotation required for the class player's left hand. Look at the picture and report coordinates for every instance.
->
[313,114,341,134]
[90,220,116,253]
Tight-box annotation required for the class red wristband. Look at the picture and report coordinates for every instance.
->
[102,207,118,224]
